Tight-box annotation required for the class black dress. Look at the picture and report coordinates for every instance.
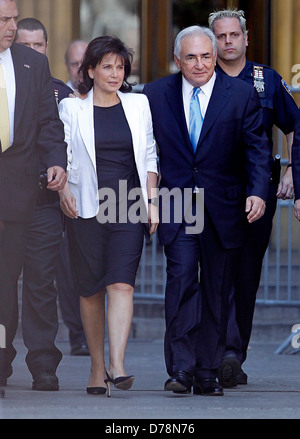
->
[68,103,145,297]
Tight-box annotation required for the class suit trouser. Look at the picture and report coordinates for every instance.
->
[56,221,86,348]
[163,211,239,380]
[22,202,63,377]
[0,220,30,382]
[225,183,277,363]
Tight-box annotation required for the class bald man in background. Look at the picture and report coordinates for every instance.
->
[65,39,88,91]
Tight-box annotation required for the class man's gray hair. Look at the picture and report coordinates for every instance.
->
[174,26,217,59]
[208,9,248,36]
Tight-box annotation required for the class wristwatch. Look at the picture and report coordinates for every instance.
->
[148,197,159,207]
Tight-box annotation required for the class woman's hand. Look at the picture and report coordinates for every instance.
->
[59,184,78,219]
[148,204,159,235]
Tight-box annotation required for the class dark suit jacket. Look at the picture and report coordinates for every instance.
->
[144,71,272,248]
[0,43,67,221]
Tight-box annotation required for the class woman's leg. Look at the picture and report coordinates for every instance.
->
[80,291,106,388]
[106,283,134,378]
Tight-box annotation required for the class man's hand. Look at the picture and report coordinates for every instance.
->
[47,166,67,191]
[277,166,294,199]
[245,196,266,223]
[59,183,78,219]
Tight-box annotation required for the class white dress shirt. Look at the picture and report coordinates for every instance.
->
[0,48,16,146]
[182,72,216,133]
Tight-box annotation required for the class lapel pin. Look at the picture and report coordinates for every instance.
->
[24,64,30,69]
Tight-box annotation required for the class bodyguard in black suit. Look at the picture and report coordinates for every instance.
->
[143,26,272,396]
[15,18,89,362]
[20,74,72,392]
[15,18,87,393]
[0,1,67,389]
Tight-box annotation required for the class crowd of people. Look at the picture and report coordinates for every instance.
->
[0,0,299,399]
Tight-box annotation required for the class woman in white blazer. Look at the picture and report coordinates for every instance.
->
[58,36,158,396]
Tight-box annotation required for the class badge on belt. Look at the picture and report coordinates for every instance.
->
[253,66,265,97]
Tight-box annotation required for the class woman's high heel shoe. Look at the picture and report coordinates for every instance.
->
[114,375,134,390]
[104,372,114,398]
[105,371,135,397]
[86,386,106,396]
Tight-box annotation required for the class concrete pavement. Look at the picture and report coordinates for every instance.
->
[1,332,300,421]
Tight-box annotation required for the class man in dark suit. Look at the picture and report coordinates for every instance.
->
[15,17,89,392]
[16,18,89,360]
[0,0,67,390]
[143,25,272,396]
[14,17,84,392]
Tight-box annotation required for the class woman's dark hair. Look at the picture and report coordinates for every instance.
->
[77,36,135,95]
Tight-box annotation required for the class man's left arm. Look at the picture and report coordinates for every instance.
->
[273,73,299,199]
[276,131,294,199]
[37,56,67,191]
[243,88,273,222]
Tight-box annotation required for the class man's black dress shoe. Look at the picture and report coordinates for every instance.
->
[70,342,90,356]
[217,355,241,388]
[193,378,224,396]
[32,371,59,391]
[164,371,193,394]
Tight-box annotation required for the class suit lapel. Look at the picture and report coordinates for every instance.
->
[11,44,31,138]
[198,72,232,147]
[165,73,193,152]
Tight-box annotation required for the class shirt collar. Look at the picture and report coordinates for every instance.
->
[182,71,216,99]
[236,59,252,80]
[216,60,252,80]
[0,48,12,64]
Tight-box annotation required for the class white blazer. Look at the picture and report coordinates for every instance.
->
[58,89,158,218]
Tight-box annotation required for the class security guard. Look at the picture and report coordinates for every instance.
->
[15,19,88,392]
[209,9,300,388]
